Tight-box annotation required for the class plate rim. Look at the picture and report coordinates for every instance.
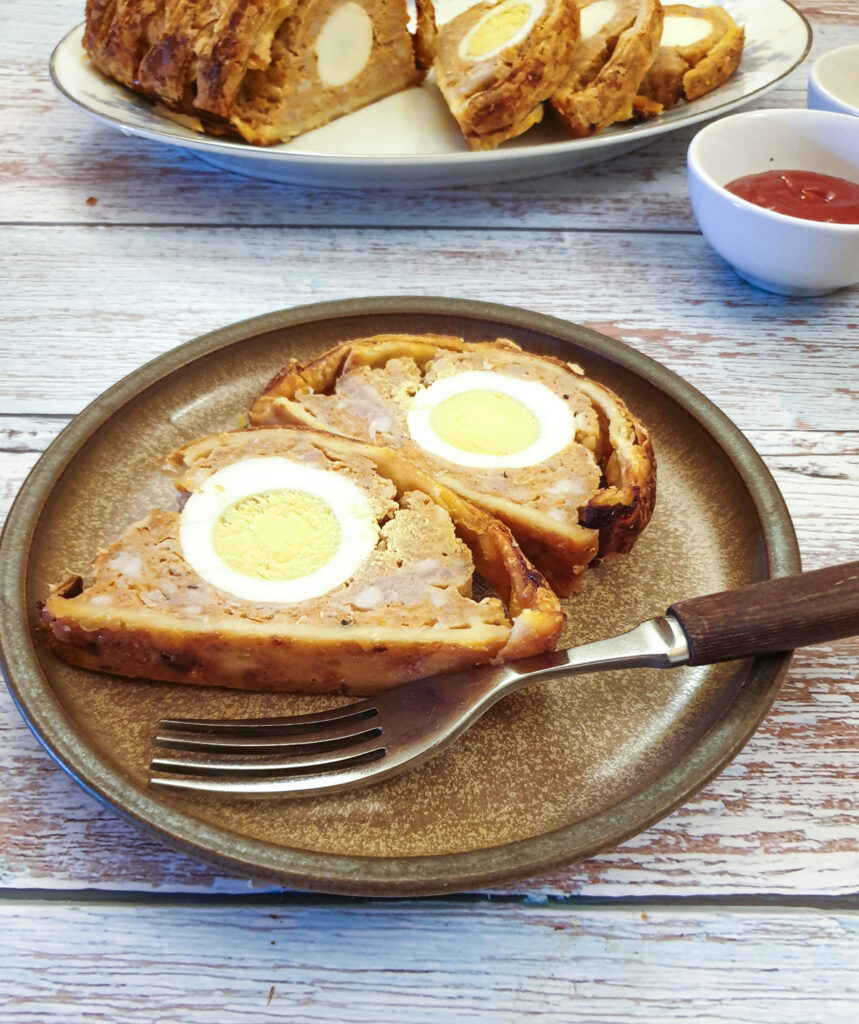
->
[48,0,813,173]
[0,296,800,896]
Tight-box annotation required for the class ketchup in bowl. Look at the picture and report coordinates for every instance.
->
[725,169,859,224]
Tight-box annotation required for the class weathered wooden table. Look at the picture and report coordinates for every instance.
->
[2,0,857,1019]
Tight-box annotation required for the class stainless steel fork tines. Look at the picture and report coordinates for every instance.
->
[150,701,386,795]
[149,614,691,798]
[149,561,859,799]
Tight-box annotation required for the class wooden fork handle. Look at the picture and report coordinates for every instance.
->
[668,560,859,665]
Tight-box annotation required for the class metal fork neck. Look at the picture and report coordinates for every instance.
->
[505,615,690,684]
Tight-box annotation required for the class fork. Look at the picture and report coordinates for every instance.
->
[150,560,859,797]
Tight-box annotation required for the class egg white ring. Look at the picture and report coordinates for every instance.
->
[406,370,577,469]
[457,0,547,63]
[661,14,713,47]
[579,0,618,40]
[179,457,380,603]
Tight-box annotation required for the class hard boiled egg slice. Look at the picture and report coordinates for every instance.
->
[458,0,548,62]
[406,370,577,469]
[661,11,718,48]
[314,2,374,88]
[180,457,380,603]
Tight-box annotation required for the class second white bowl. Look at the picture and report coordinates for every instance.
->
[808,43,859,117]
[687,108,859,296]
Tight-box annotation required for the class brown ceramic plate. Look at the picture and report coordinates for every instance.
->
[0,297,798,896]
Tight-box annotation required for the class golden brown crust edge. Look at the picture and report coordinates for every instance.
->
[39,427,563,693]
[39,585,514,694]
[551,0,664,137]
[83,0,423,146]
[683,14,744,101]
[638,5,745,108]
[433,0,581,150]
[249,335,656,596]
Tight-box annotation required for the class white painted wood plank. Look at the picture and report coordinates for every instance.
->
[1,1,855,229]
[1,226,857,425]
[0,416,67,452]
[1,902,858,1023]
[4,68,705,232]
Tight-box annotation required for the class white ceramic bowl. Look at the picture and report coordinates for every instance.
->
[807,43,859,117]
[687,108,859,296]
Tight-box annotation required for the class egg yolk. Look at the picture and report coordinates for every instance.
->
[212,489,342,581]
[429,389,541,455]
[467,3,532,56]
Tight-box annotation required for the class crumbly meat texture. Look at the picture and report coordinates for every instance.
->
[250,335,656,595]
[291,351,604,524]
[639,43,688,107]
[40,427,563,693]
[432,0,581,150]
[84,0,423,145]
[52,493,503,632]
[171,429,399,522]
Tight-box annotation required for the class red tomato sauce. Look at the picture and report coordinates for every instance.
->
[724,169,859,224]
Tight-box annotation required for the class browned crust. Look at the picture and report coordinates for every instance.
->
[561,0,640,93]
[639,4,744,109]
[551,0,663,137]
[667,3,733,65]
[464,105,546,152]
[40,427,563,693]
[580,409,656,561]
[250,335,656,596]
[412,0,438,71]
[631,92,663,118]
[135,0,225,109]
[83,0,422,146]
[682,11,744,100]
[192,0,296,124]
[39,589,516,694]
[84,0,168,90]
[433,0,581,150]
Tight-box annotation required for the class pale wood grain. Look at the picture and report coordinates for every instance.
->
[1,227,857,423]
[2,902,858,1023]
[0,0,856,989]
[0,416,68,452]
